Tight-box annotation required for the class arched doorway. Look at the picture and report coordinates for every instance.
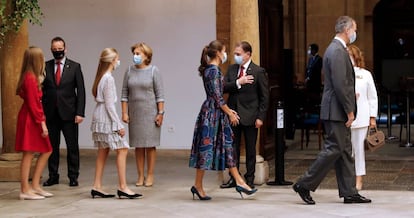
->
[373,0,414,92]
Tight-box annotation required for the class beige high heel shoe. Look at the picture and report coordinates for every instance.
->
[33,189,54,197]
[19,192,45,200]
[145,175,153,187]
[135,177,145,187]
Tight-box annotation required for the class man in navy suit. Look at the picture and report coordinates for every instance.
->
[293,16,371,204]
[305,43,323,105]
[220,41,269,189]
[42,36,86,187]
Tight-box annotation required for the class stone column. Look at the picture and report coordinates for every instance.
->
[0,1,30,181]
[230,0,261,65]
[0,21,27,154]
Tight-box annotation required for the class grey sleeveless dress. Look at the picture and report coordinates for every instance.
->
[121,65,165,147]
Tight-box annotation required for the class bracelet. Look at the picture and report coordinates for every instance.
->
[157,111,165,115]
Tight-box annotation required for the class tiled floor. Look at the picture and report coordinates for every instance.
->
[0,126,413,217]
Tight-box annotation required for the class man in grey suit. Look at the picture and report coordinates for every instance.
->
[293,16,371,204]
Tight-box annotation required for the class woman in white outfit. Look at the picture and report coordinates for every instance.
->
[90,48,142,199]
[348,45,378,190]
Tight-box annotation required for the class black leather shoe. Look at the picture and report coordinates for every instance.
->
[220,178,236,189]
[344,194,371,203]
[293,183,315,205]
[43,177,59,186]
[69,179,79,187]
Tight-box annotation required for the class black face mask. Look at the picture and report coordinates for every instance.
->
[52,50,65,59]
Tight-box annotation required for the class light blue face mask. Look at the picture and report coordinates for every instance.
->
[133,55,142,65]
[234,55,243,65]
[349,31,357,44]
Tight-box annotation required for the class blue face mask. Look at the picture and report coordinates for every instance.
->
[234,55,243,65]
[133,55,142,65]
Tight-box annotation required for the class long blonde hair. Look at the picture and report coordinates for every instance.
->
[92,48,118,97]
[16,46,45,95]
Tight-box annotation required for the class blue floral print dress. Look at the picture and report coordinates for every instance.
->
[189,65,237,170]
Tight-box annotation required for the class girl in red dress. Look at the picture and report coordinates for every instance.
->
[15,46,53,200]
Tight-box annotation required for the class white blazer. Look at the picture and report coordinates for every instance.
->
[351,67,378,128]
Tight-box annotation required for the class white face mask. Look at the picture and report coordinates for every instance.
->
[221,52,227,64]
[114,60,120,70]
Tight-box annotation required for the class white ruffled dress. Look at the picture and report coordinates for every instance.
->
[91,72,129,150]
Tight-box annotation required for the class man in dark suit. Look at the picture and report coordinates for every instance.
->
[42,36,86,187]
[293,16,371,204]
[305,43,323,105]
[220,41,269,189]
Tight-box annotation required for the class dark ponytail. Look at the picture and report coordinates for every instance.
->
[198,40,224,76]
[198,46,209,76]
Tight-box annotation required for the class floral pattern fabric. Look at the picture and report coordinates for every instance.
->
[189,65,237,170]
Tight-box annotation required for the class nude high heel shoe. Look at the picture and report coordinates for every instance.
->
[19,192,45,200]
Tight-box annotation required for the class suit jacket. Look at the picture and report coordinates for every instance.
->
[305,54,323,93]
[224,62,269,126]
[42,58,86,121]
[320,39,357,122]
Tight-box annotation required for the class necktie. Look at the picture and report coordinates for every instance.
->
[55,61,61,85]
[238,65,245,79]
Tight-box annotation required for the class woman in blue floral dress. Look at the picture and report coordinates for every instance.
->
[189,40,257,200]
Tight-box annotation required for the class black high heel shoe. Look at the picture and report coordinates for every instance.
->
[91,189,115,198]
[190,186,211,200]
[235,185,257,199]
[117,190,143,199]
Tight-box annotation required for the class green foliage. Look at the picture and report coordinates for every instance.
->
[0,0,43,46]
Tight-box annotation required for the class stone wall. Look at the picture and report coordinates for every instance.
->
[217,0,381,83]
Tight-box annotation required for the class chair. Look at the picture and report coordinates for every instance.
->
[298,102,323,150]
[377,85,404,139]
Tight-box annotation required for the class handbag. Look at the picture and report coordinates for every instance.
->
[364,127,385,152]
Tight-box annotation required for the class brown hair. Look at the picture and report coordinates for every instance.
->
[198,40,224,76]
[130,42,152,65]
[235,41,252,54]
[92,48,118,97]
[16,46,45,95]
[348,44,366,68]
[51,36,66,48]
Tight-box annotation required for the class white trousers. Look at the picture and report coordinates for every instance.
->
[351,126,368,176]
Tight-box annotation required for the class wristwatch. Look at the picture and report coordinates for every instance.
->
[157,111,165,115]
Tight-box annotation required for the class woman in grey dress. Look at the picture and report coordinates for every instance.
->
[121,43,165,187]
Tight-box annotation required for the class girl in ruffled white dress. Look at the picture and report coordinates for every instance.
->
[90,48,142,199]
